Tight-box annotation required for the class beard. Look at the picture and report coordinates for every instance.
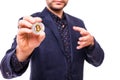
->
[47,1,67,12]
[49,6,63,11]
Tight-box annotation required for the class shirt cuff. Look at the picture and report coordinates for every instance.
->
[10,53,29,73]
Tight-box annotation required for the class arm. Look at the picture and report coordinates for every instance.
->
[0,38,29,79]
[85,38,104,67]
[0,16,45,79]
[73,26,104,67]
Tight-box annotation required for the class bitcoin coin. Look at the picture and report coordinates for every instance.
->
[32,22,45,34]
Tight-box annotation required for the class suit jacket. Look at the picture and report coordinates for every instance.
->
[0,7,104,80]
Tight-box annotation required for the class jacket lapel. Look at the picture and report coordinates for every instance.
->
[40,8,65,53]
[64,14,74,61]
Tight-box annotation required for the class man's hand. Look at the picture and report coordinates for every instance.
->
[16,16,45,62]
[73,26,94,49]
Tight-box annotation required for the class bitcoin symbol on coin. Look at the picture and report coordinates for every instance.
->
[32,22,45,34]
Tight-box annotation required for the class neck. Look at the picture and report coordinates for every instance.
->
[47,7,63,18]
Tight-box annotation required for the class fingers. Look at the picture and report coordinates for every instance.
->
[73,26,94,49]
[18,16,43,35]
[19,20,33,29]
[23,16,42,24]
[77,37,94,49]
[18,16,42,29]
[77,41,86,49]
[17,28,32,35]
[38,31,46,42]
[73,26,88,36]
[76,36,89,49]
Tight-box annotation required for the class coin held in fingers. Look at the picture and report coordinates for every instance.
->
[32,22,45,34]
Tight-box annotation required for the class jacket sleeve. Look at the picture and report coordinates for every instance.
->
[0,37,29,79]
[85,38,104,67]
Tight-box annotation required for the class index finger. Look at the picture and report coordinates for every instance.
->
[73,26,83,32]
[23,16,42,24]
[73,26,88,36]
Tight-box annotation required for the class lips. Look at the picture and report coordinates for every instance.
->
[53,1,64,4]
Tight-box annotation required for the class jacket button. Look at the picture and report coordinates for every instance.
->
[6,72,10,76]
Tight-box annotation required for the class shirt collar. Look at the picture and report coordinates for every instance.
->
[45,7,66,22]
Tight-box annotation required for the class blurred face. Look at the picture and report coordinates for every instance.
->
[46,0,68,11]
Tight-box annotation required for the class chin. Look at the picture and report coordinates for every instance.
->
[52,5,65,10]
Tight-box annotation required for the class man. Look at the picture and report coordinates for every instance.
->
[0,0,104,80]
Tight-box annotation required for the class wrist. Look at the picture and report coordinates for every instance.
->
[16,46,34,62]
[87,38,95,50]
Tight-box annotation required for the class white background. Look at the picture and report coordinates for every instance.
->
[0,0,120,80]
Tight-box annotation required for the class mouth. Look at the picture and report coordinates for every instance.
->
[53,1,64,5]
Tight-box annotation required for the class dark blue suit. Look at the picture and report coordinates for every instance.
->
[0,8,104,80]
